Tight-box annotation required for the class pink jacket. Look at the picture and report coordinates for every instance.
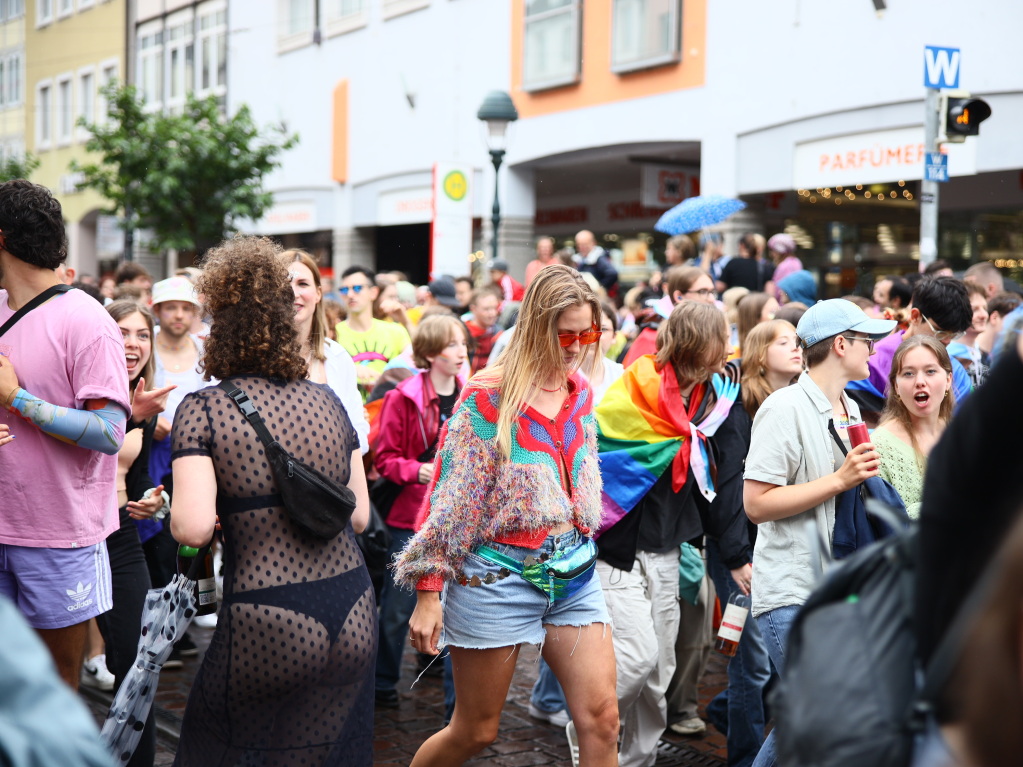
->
[373,372,464,530]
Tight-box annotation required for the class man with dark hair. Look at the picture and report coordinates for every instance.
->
[720,233,770,292]
[113,262,153,303]
[923,259,954,277]
[977,291,1023,359]
[0,180,131,690]
[744,298,895,767]
[334,265,410,400]
[872,275,912,311]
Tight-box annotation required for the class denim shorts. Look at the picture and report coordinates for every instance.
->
[0,542,113,629]
[440,528,610,650]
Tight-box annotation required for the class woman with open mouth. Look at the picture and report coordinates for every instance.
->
[871,335,955,518]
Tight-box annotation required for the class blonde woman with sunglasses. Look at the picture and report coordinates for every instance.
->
[394,265,619,766]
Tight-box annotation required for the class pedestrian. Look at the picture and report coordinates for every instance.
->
[720,234,769,293]
[574,229,619,295]
[735,292,779,359]
[622,265,715,365]
[114,262,154,304]
[703,320,803,767]
[464,287,503,373]
[665,234,695,268]
[765,234,801,299]
[525,236,557,287]
[775,270,816,307]
[99,300,176,767]
[169,236,374,766]
[743,299,896,767]
[488,259,525,303]
[956,281,990,387]
[396,264,618,767]
[0,180,131,690]
[975,291,1022,360]
[284,249,369,453]
[871,336,953,519]
[594,301,747,767]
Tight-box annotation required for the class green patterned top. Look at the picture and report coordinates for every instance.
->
[873,426,925,519]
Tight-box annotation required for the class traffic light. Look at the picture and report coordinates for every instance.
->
[938,90,992,143]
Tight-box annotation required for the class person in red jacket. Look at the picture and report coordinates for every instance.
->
[373,314,468,709]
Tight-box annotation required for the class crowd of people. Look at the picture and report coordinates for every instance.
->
[2,176,1023,767]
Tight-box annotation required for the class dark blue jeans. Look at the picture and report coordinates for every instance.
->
[705,540,772,767]
[374,527,417,693]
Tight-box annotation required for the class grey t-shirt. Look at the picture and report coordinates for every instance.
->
[744,373,861,617]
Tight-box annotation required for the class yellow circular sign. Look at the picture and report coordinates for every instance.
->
[443,171,468,202]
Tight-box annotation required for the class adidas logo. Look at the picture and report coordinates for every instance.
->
[66,581,94,612]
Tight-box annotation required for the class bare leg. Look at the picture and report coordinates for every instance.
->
[409,645,521,767]
[543,623,620,767]
[37,621,90,691]
[84,618,105,660]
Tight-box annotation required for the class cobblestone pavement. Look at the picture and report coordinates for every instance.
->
[84,623,729,766]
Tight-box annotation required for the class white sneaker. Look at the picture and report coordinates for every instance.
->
[527,702,571,728]
[669,716,707,736]
[192,612,218,629]
[81,653,116,691]
[566,720,579,767]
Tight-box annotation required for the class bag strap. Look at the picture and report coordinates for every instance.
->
[216,380,278,451]
[0,284,72,339]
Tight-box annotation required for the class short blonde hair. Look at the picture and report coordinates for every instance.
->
[412,315,466,370]
[656,301,728,385]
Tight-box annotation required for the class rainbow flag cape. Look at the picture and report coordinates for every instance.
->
[595,355,739,535]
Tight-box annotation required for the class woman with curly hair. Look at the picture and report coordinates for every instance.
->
[169,236,373,767]
[396,264,619,766]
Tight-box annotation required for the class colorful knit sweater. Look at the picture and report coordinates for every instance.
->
[392,374,603,591]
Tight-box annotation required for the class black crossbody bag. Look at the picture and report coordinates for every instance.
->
[0,284,72,338]
[218,380,357,540]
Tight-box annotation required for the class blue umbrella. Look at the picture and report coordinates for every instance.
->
[654,195,746,235]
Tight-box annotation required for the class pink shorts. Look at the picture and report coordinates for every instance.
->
[0,542,113,629]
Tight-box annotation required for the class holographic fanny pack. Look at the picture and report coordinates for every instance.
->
[474,538,598,602]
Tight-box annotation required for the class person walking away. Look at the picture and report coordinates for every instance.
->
[0,180,131,690]
[743,299,895,767]
[169,236,374,766]
[396,265,619,767]
[574,230,619,295]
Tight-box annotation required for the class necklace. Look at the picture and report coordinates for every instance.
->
[538,383,563,393]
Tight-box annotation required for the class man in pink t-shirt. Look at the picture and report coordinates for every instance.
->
[0,180,131,690]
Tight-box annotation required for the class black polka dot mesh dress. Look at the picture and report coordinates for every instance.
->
[170,377,375,767]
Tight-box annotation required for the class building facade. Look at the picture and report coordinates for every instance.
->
[228,1,1023,291]
[25,0,125,278]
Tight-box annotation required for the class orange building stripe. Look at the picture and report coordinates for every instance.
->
[510,0,706,119]
[332,79,349,183]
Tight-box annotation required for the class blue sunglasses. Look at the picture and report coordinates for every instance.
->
[338,284,369,295]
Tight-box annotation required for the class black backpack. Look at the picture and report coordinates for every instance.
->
[770,502,985,767]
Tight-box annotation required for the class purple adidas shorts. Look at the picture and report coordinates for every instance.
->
[0,542,113,629]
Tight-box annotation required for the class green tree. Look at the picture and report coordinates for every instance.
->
[0,153,40,182]
[72,84,298,255]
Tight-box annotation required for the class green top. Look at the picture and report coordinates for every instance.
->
[873,426,925,519]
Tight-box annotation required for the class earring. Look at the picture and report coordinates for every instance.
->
[759,367,766,376]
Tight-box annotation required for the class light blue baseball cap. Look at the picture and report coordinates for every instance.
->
[796,299,896,348]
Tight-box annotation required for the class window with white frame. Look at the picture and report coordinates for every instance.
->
[0,60,5,107]
[0,0,8,21]
[37,0,53,25]
[36,81,52,147]
[95,59,118,123]
[382,0,429,20]
[165,10,194,112]
[7,53,21,105]
[523,0,581,92]
[197,3,226,97]
[325,0,367,37]
[79,0,95,10]
[58,0,73,18]
[137,22,163,107]
[278,0,314,52]
[611,0,681,73]
[76,68,94,138]
[56,74,72,144]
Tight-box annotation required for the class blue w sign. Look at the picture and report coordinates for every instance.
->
[924,46,960,89]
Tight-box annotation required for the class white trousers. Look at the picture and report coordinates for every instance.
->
[597,550,681,767]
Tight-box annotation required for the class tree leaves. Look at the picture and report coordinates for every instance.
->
[71,83,298,256]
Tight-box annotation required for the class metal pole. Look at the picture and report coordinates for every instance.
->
[490,149,504,262]
[123,205,134,263]
[919,88,940,270]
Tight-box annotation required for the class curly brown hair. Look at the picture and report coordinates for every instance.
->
[197,236,307,382]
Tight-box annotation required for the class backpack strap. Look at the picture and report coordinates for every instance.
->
[217,380,278,451]
[0,284,72,339]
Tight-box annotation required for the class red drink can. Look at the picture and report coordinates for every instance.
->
[848,423,870,449]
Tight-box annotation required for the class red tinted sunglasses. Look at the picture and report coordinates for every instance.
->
[557,326,602,347]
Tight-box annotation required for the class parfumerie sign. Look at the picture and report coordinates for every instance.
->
[793,126,976,189]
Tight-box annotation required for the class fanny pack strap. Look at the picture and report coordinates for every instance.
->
[217,380,278,451]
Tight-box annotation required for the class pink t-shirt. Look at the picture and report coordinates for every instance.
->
[0,288,131,548]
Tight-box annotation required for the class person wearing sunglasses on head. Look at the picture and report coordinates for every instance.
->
[594,301,750,767]
[395,265,619,767]
[334,265,411,402]
[847,276,974,428]
[621,265,717,366]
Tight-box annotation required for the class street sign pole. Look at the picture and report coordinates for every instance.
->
[919,88,940,270]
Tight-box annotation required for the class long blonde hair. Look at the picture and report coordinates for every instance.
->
[740,319,798,417]
[879,335,954,458]
[281,249,327,362]
[479,264,600,458]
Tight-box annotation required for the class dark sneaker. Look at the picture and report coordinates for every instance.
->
[164,645,184,670]
[177,633,199,657]
[375,688,399,709]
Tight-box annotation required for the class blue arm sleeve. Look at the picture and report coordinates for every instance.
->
[8,388,126,455]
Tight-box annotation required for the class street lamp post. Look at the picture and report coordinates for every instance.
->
[476,90,518,264]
